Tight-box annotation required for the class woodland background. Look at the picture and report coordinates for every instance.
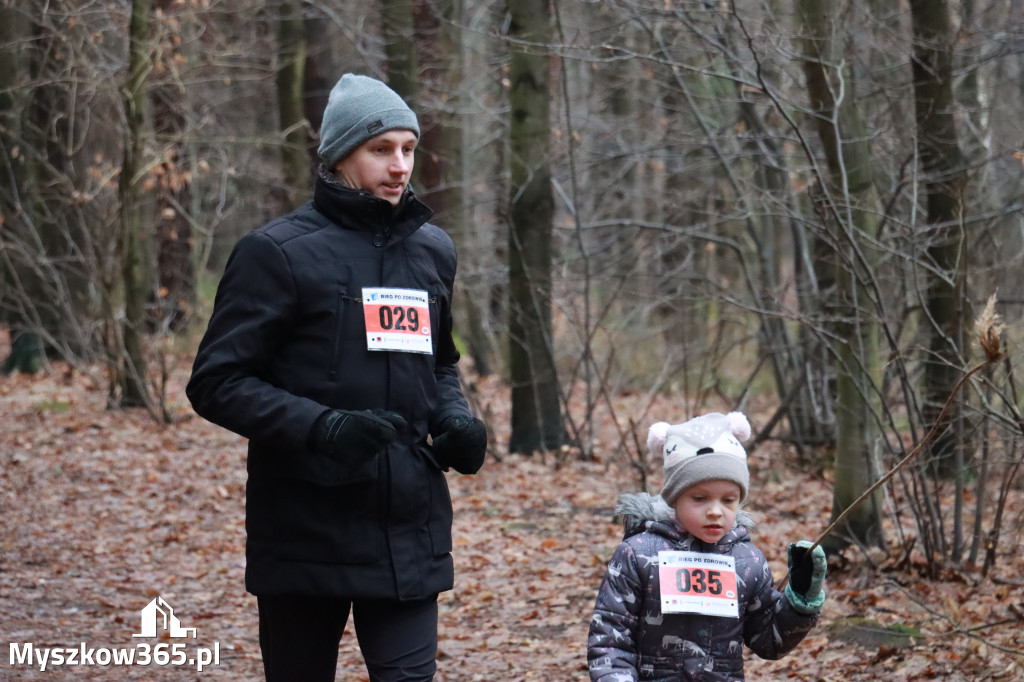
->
[1,353,1022,680]
[2,0,1024,679]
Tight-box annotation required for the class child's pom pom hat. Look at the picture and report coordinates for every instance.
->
[648,411,752,505]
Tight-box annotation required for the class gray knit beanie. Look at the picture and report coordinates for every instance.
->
[647,412,752,506]
[317,73,420,168]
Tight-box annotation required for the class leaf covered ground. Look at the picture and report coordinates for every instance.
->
[1,361,1023,681]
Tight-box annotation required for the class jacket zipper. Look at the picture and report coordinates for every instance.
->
[328,288,352,381]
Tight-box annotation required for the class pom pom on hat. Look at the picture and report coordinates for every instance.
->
[650,411,752,505]
[317,73,420,168]
[646,421,670,455]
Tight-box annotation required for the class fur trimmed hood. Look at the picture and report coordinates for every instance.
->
[615,491,755,540]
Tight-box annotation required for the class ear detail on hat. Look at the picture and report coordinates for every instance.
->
[647,421,670,455]
[726,411,751,441]
[658,411,753,506]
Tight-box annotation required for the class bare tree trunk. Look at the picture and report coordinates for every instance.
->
[151,0,195,332]
[797,0,885,550]
[382,0,416,99]
[276,0,311,206]
[0,4,75,373]
[0,4,41,374]
[506,0,565,454]
[301,12,336,167]
[910,0,969,483]
[432,0,496,377]
[722,13,835,449]
[117,0,154,408]
[411,0,445,204]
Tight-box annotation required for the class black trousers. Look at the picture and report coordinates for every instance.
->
[257,594,438,682]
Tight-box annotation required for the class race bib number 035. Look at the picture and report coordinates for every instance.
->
[658,550,739,618]
[362,287,433,355]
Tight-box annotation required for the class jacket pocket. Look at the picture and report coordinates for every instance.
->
[426,286,445,357]
[328,287,360,381]
[274,475,382,564]
[427,467,453,557]
[397,444,453,557]
[415,439,444,471]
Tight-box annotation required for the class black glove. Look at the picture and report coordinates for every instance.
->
[431,415,487,474]
[785,541,827,614]
[309,409,408,458]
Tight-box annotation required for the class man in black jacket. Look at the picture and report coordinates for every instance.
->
[186,73,487,682]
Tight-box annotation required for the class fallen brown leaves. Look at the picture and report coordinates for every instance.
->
[1,363,1023,681]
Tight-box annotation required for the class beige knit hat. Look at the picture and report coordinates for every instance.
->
[647,412,752,505]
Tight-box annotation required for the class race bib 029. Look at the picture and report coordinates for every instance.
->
[657,550,739,618]
[362,287,433,355]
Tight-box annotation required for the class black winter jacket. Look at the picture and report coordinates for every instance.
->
[186,169,471,600]
[587,494,819,681]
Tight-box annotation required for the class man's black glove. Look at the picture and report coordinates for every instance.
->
[431,415,487,474]
[309,409,408,458]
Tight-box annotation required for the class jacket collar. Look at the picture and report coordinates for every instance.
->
[312,165,434,241]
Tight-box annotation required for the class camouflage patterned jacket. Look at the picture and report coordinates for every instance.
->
[587,493,819,681]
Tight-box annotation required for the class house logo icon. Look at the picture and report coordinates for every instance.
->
[132,596,197,639]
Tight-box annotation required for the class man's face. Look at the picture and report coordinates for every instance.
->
[333,130,418,206]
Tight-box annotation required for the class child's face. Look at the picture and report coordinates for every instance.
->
[672,479,742,544]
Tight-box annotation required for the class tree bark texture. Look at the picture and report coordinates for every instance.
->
[797,0,885,550]
[275,0,311,206]
[910,0,969,474]
[0,5,73,371]
[117,0,154,408]
[506,0,565,453]
[152,0,196,332]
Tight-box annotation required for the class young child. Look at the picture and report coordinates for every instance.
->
[587,411,826,681]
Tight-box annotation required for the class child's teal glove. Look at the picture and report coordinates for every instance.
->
[785,541,826,614]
